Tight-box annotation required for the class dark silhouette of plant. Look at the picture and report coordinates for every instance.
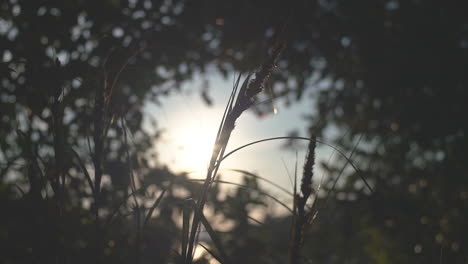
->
[1,0,468,263]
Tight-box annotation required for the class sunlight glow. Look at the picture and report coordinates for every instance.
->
[147,71,317,190]
[193,244,205,261]
[172,123,217,174]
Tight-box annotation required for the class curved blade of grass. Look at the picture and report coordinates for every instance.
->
[216,74,241,144]
[190,179,293,213]
[316,128,352,194]
[247,215,264,225]
[189,200,230,264]
[315,134,364,220]
[142,183,171,228]
[280,157,294,191]
[222,168,293,196]
[181,200,191,262]
[219,136,374,193]
[294,150,298,196]
[186,76,243,264]
[289,151,298,254]
[235,73,253,103]
[199,243,224,264]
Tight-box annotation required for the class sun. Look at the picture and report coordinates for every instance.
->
[151,99,228,176]
[172,124,217,174]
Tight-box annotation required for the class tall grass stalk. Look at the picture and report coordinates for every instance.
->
[289,135,316,264]
[184,42,286,264]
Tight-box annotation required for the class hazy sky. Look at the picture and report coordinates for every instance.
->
[144,68,337,207]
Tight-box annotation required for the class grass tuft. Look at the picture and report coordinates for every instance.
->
[185,42,286,264]
[289,135,316,264]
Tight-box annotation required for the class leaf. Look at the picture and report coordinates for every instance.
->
[181,200,191,261]
[143,181,172,228]
[221,168,293,196]
[199,243,224,264]
[190,179,292,213]
[189,200,230,264]
[219,136,373,193]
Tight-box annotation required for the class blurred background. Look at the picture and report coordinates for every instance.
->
[1,0,467,263]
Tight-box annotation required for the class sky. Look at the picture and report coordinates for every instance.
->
[144,67,337,207]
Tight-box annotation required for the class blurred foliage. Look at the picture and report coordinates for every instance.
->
[1,0,468,263]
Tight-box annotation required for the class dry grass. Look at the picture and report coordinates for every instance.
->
[180,41,373,263]
[289,135,316,264]
[184,42,286,264]
[4,40,376,264]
